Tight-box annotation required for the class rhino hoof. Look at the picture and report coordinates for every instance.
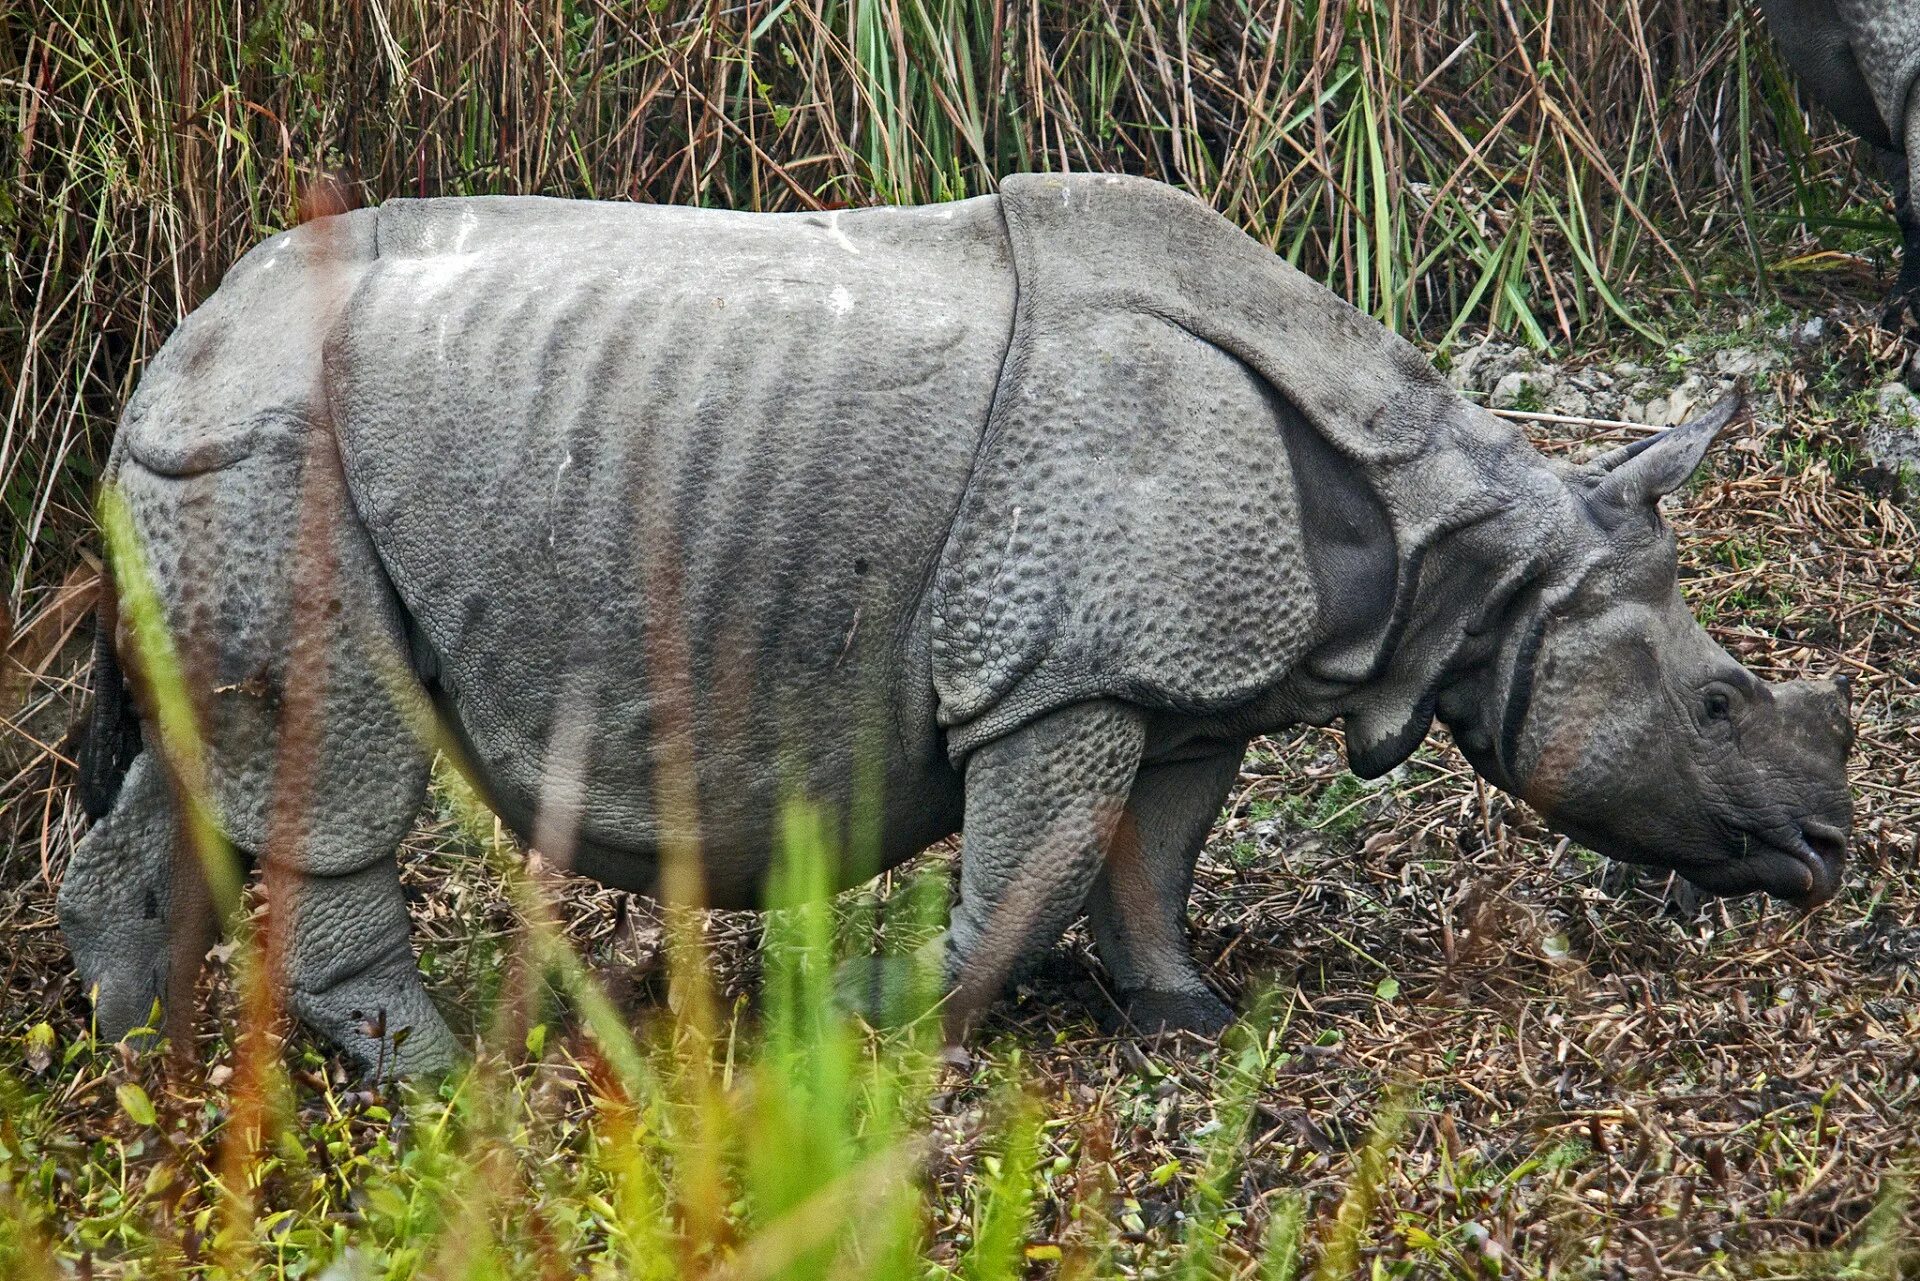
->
[832,953,944,1028]
[1112,988,1234,1039]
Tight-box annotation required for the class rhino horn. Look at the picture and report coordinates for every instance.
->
[1583,384,1748,515]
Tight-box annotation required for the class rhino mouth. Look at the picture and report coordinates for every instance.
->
[1731,823,1846,909]
[1637,819,1847,909]
[1784,822,1847,907]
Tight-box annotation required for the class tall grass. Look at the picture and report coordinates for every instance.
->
[0,0,1883,622]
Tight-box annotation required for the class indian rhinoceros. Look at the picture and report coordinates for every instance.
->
[62,174,1855,1074]
[1757,0,1920,314]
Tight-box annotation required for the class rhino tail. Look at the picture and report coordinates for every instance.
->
[75,573,141,820]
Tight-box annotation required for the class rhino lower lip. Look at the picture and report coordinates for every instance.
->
[1778,831,1844,908]
[1716,826,1843,908]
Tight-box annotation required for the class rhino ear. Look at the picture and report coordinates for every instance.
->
[1583,385,1746,514]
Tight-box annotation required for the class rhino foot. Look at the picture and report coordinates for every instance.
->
[290,955,459,1080]
[832,947,946,1029]
[282,861,459,1079]
[1107,987,1234,1039]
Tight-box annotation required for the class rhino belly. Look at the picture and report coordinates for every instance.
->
[1762,0,1899,149]
[330,195,1015,904]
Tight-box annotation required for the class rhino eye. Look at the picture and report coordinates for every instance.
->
[1703,689,1733,721]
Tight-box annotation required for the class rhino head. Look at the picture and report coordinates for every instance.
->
[1445,391,1855,906]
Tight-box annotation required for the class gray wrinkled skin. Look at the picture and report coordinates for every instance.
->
[60,175,1855,1073]
[1758,0,1920,304]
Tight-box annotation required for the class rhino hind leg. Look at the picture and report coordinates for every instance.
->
[60,642,452,1075]
[85,430,451,1074]
[57,752,208,1046]
[943,700,1147,1037]
[255,635,452,1076]
[221,665,451,1076]
[1085,749,1240,1038]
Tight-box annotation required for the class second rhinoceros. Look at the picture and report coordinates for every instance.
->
[62,174,1855,1073]
[1757,0,1920,312]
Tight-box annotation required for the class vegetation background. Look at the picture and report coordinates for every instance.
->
[2,2,1918,1278]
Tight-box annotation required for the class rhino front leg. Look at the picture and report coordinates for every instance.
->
[1085,746,1242,1036]
[280,857,457,1077]
[945,700,1146,1036]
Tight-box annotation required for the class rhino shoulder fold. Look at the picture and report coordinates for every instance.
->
[931,173,1550,765]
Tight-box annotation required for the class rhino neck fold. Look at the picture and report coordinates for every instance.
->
[1323,451,1592,780]
[1424,484,1610,793]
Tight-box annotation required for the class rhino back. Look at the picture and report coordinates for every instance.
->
[331,195,1014,899]
[118,209,378,478]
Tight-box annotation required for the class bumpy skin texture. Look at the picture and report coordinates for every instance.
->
[66,174,1854,1071]
[1758,0,1920,305]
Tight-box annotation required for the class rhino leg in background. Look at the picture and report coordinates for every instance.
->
[1897,117,1920,310]
[57,753,206,1044]
[1085,748,1242,1036]
[1873,147,1920,318]
[945,701,1146,1036]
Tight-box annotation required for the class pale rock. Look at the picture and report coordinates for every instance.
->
[1491,369,1557,409]
[1546,386,1592,418]
[1875,381,1920,419]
